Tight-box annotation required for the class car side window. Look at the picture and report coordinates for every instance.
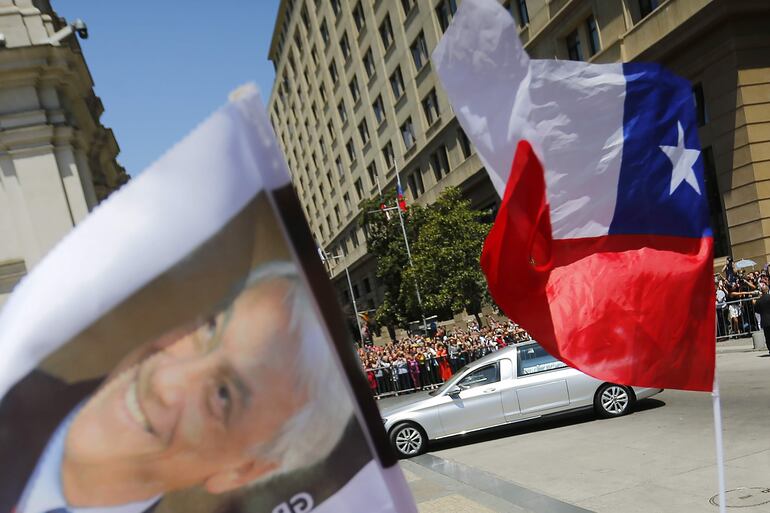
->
[459,363,500,389]
[517,344,567,377]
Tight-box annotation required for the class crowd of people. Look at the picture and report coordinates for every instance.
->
[716,257,768,337]
[358,316,532,398]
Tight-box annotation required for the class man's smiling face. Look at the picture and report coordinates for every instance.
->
[64,278,307,500]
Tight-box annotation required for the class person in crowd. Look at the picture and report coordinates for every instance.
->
[436,343,452,382]
[755,282,770,355]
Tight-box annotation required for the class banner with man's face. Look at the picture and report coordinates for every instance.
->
[0,85,416,513]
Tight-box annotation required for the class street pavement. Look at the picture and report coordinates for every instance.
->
[382,341,770,512]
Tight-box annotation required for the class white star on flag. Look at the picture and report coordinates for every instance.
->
[660,121,701,196]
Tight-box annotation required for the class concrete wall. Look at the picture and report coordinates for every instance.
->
[0,0,128,306]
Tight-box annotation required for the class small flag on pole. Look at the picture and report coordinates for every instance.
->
[396,173,408,213]
[376,177,391,220]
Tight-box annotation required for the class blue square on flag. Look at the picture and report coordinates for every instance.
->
[609,63,712,239]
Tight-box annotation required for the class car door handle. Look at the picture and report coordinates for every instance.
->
[483,388,497,393]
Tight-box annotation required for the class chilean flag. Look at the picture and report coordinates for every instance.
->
[396,171,408,212]
[433,0,714,391]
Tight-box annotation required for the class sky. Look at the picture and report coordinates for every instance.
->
[55,1,281,176]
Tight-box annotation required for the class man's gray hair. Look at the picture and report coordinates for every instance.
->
[231,261,354,481]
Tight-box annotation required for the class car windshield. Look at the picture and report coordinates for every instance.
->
[429,364,471,396]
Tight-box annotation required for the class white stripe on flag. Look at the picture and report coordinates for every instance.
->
[0,84,285,397]
[433,0,626,239]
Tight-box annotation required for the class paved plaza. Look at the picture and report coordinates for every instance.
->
[385,341,770,512]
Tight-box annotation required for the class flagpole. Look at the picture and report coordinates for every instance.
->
[712,314,727,513]
[712,373,727,513]
[394,165,428,333]
[321,248,366,346]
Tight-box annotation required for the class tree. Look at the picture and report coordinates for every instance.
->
[401,187,493,326]
[359,191,424,339]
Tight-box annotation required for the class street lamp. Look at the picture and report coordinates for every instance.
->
[320,249,366,345]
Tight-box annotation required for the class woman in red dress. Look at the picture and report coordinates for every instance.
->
[437,343,453,382]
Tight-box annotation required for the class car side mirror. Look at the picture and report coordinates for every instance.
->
[448,385,462,396]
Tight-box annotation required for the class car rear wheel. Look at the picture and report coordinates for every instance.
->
[594,383,634,418]
[390,422,426,458]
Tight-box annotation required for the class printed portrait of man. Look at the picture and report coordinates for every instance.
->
[0,261,353,513]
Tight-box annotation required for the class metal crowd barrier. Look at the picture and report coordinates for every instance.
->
[716,296,761,341]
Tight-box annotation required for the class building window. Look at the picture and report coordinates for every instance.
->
[336,155,345,178]
[330,0,341,17]
[431,145,450,180]
[436,0,457,33]
[311,151,318,168]
[320,136,328,156]
[326,171,333,188]
[401,117,416,149]
[311,102,318,123]
[353,283,360,299]
[702,147,728,258]
[515,0,530,26]
[294,31,304,52]
[383,141,395,169]
[401,0,416,16]
[373,95,386,125]
[353,2,365,32]
[458,128,473,159]
[338,100,348,124]
[639,0,660,19]
[334,205,341,225]
[410,31,429,71]
[351,228,360,247]
[363,277,372,293]
[340,31,351,60]
[408,170,425,198]
[586,15,600,56]
[319,83,327,102]
[301,5,310,31]
[358,118,370,145]
[363,48,376,79]
[282,72,290,92]
[343,192,351,211]
[327,120,335,141]
[390,66,405,100]
[346,138,356,162]
[379,15,394,51]
[354,177,364,200]
[367,161,378,186]
[693,83,708,126]
[422,88,439,125]
[311,45,318,66]
[566,29,583,61]
[320,19,329,45]
[329,60,339,84]
[349,76,360,102]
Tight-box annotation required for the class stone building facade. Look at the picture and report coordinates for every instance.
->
[267,0,770,325]
[0,0,128,306]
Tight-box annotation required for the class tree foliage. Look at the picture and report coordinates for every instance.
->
[359,191,424,333]
[402,187,492,325]
[360,186,493,334]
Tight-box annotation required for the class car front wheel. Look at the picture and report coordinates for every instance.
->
[390,422,426,458]
[594,383,634,418]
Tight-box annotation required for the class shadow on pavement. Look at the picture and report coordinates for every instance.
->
[426,398,666,453]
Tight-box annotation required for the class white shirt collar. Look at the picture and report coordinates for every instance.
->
[18,406,160,513]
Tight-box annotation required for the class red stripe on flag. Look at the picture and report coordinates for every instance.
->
[481,140,715,392]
